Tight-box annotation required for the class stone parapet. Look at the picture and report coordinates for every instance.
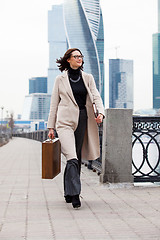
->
[100,108,134,183]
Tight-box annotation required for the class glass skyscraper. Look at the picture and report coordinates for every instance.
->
[22,93,51,121]
[22,77,50,121]
[109,59,133,109]
[22,77,51,121]
[48,5,67,95]
[29,77,47,94]
[48,0,104,102]
[153,0,160,108]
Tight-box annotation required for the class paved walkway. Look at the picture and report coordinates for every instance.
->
[0,138,160,240]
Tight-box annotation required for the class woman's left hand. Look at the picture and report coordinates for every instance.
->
[95,114,103,124]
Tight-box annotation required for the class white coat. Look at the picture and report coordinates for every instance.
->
[47,70,105,161]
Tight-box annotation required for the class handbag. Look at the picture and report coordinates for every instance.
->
[42,138,61,179]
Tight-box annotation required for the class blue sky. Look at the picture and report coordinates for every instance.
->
[0,0,158,118]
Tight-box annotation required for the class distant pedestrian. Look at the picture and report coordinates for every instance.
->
[47,48,104,209]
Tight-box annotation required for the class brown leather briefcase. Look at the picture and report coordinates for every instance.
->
[42,138,61,179]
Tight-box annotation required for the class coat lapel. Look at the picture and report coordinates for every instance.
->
[60,71,78,106]
[60,70,94,106]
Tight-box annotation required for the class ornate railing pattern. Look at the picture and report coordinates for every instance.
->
[132,116,160,182]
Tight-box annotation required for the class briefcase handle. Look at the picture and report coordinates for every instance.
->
[43,138,59,143]
[45,138,54,142]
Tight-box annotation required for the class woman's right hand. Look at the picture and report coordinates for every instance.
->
[48,128,55,139]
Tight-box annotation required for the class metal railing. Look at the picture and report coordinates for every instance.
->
[0,133,11,147]
[13,130,49,142]
[13,116,160,182]
[89,116,160,181]
[132,116,160,182]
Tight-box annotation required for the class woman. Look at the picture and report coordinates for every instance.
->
[47,48,104,209]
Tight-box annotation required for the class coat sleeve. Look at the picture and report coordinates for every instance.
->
[47,76,60,129]
[89,74,105,117]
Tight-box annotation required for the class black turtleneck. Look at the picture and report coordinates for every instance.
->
[68,67,87,110]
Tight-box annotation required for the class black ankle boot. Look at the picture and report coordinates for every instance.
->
[72,195,81,208]
[64,195,72,203]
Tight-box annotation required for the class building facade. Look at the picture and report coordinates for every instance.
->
[48,0,105,103]
[48,5,67,95]
[29,77,47,94]
[22,77,50,121]
[153,0,160,109]
[22,93,51,121]
[109,59,133,109]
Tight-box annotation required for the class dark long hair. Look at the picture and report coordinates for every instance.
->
[56,48,84,72]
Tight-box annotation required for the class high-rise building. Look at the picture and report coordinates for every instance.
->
[48,0,105,103]
[109,59,133,109]
[48,5,67,95]
[29,77,47,94]
[22,93,51,121]
[158,0,160,32]
[153,0,160,108]
[22,77,50,121]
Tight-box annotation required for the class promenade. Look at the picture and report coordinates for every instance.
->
[0,138,160,240]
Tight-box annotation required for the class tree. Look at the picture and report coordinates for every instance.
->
[8,113,14,138]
